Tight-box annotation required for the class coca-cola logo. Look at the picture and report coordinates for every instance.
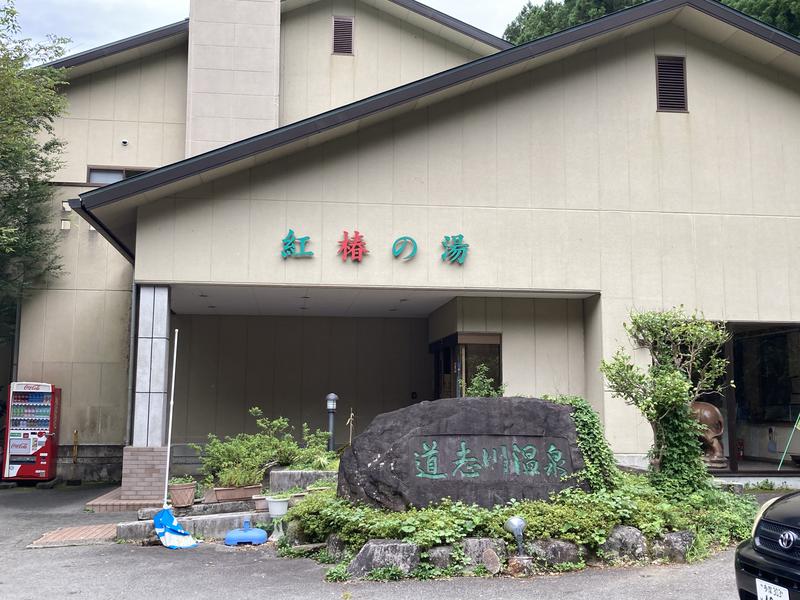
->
[22,385,41,391]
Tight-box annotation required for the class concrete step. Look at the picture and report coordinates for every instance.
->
[137,499,257,521]
[117,510,270,544]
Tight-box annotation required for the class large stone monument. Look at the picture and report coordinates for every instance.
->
[338,397,585,510]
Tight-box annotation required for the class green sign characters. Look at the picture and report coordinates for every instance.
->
[441,234,469,265]
[281,229,314,259]
[392,236,418,261]
[414,441,446,480]
[412,437,568,482]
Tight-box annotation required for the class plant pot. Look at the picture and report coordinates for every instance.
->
[252,495,268,511]
[214,484,262,502]
[267,497,290,518]
[168,482,197,508]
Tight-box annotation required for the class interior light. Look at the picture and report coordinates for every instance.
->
[61,201,72,212]
[60,219,71,230]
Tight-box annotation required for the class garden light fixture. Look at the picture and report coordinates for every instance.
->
[504,516,527,556]
[326,393,338,451]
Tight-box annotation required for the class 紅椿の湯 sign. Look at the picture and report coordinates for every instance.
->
[281,230,470,265]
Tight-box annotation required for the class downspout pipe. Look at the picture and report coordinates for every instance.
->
[124,280,138,447]
[10,296,21,382]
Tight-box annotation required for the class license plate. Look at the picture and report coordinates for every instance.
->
[757,578,789,600]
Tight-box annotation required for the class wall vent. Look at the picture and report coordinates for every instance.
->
[333,16,354,55]
[656,56,687,112]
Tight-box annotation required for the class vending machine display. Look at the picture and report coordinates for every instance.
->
[3,382,61,480]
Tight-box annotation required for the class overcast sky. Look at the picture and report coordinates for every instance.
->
[16,0,527,55]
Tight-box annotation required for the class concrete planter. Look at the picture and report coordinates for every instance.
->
[214,485,261,502]
[168,482,197,508]
[269,469,337,492]
[252,495,268,511]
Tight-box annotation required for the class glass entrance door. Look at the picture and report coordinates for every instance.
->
[431,333,502,399]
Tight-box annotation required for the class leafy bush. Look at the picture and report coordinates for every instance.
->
[463,363,505,397]
[324,563,350,582]
[191,408,337,486]
[546,395,621,492]
[601,308,730,494]
[217,464,265,487]
[365,566,406,581]
[284,473,756,561]
[168,475,195,485]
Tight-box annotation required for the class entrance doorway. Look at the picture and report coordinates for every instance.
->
[431,333,502,399]
[726,324,800,474]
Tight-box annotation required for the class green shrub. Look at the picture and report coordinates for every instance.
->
[365,566,406,581]
[285,472,756,563]
[600,308,730,494]
[546,395,621,492]
[463,363,505,397]
[191,408,337,486]
[168,475,195,485]
[217,464,265,487]
[324,563,350,582]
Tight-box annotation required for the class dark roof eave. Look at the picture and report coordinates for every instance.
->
[68,198,135,263]
[43,19,189,71]
[77,0,800,241]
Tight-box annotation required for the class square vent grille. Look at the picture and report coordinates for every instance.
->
[333,16,354,54]
[656,56,687,112]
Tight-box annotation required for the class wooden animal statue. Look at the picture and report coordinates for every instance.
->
[690,400,728,469]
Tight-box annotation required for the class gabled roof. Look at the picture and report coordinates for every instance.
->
[43,20,189,79]
[45,0,510,80]
[71,0,800,263]
[281,0,512,52]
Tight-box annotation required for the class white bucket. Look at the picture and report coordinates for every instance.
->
[267,497,289,517]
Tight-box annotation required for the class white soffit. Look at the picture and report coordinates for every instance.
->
[170,284,594,318]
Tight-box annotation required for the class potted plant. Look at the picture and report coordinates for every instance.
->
[168,475,197,508]
[265,490,292,518]
[214,465,265,502]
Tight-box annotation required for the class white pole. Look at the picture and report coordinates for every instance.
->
[162,329,179,508]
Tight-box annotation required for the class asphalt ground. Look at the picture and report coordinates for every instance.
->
[0,483,743,599]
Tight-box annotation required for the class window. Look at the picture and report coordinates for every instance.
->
[333,16,354,55]
[88,167,148,185]
[431,333,502,399]
[734,328,800,423]
[656,56,687,112]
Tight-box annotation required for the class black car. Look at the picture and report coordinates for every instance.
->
[737,492,800,599]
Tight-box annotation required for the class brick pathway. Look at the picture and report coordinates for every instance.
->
[28,523,117,548]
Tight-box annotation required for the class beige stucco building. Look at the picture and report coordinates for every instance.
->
[6,0,800,496]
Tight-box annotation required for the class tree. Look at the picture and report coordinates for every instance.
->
[0,1,68,343]
[600,308,730,493]
[463,363,506,397]
[504,0,800,45]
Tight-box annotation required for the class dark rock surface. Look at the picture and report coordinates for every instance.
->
[325,533,347,562]
[527,538,583,566]
[506,556,536,577]
[599,525,647,562]
[346,539,420,577]
[650,531,695,563]
[481,548,503,574]
[284,519,308,546]
[427,545,453,569]
[460,538,507,572]
[337,397,585,509]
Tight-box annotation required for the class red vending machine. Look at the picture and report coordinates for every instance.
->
[3,382,61,480]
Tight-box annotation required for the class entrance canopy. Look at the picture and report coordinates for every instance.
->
[170,284,594,318]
